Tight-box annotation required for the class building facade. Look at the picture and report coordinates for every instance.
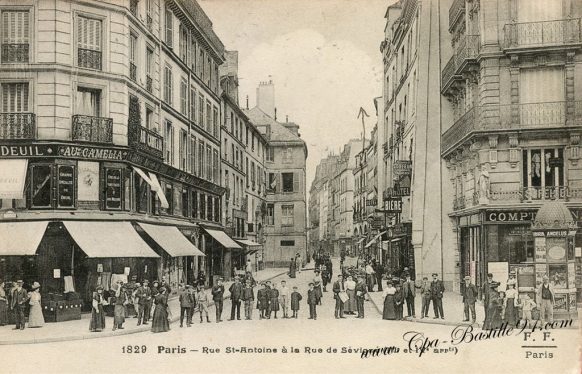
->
[441,0,582,309]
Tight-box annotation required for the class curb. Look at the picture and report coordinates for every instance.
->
[0,270,289,345]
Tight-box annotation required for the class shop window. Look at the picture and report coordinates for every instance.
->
[181,188,189,217]
[214,196,220,222]
[191,189,198,219]
[522,148,564,200]
[199,193,206,220]
[282,173,294,193]
[281,204,294,226]
[104,167,123,210]
[135,173,149,214]
[30,164,53,208]
[486,225,534,263]
[162,182,173,215]
[281,240,295,246]
[266,203,274,225]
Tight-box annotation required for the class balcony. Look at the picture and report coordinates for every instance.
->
[146,75,153,93]
[441,101,582,155]
[449,0,465,32]
[78,48,102,70]
[441,35,480,94]
[0,113,35,139]
[130,0,138,17]
[504,18,582,52]
[71,115,113,144]
[130,62,137,82]
[1,43,29,63]
[129,125,164,159]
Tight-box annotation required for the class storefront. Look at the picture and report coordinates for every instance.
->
[202,226,242,284]
[236,239,262,273]
[381,223,413,275]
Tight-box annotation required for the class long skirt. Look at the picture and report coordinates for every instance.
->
[0,299,8,325]
[504,298,517,326]
[90,305,105,331]
[483,306,502,330]
[314,285,323,301]
[151,306,170,333]
[270,298,280,312]
[382,295,397,320]
[114,304,126,325]
[28,303,45,328]
[289,267,296,278]
[345,289,357,312]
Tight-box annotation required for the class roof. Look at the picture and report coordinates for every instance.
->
[244,107,307,146]
[533,201,577,230]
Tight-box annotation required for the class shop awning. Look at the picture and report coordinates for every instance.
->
[0,159,28,199]
[137,223,205,257]
[236,239,261,247]
[132,166,169,209]
[64,221,159,258]
[204,228,242,249]
[0,221,48,255]
[391,238,403,243]
[245,249,259,255]
[365,231,386,248]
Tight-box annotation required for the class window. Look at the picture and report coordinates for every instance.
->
[268,172,277,193]
[145,106,154,130]
[76,87,100,116]
[282,147,293,163]
[246,127,249,145]
[266,203,274,225]
[190,36,197,71]
[198,140,204,177]
[266,146,274,162]
[164,65,172,104]
[179,130,187,170]
[281,204,294,226]
[146,47,153,89]
[199,192,206,220]
[214,196,220,222]
[281,240,295,247]
[520,67,565,126]
[1,10,30,63]
[104,167,123,210]
[282,172,294,193]
[181,187,189,217]
[189,85,196,122]
[1,82,29,112]
[30,164,52,208]
[212,106,219,138]
[135,172,149,213]
[162,182,173,215]
[213,149,219,184]
[206,194,212,221]
[198,94,204,127]
[206,145,212,181]
[251,162,256,190]
[246,157,249,187]
[251,134,255,151]
[179,24,188,63]
[180,78,187,115]
[206,101,211,133]
[191,190,198,218]
[198,48,203,77]
[129,33,138,81]
[165,8,173,47]
[165,120,174,165]
[190,136,196,175]
[231,144,235,165]
[77,16,102,70]
[522,148,564,200]
[30,163,76,209]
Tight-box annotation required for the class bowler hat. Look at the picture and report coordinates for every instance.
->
[464,276,471,280]
[432,273,438,277]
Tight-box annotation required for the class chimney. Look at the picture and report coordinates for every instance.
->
[246,95,249,109]
[256,80,275,118]
[274,107,277,121]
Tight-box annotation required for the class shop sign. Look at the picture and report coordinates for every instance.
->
[0,144,51,157]
[383,187,410,198]
[393,160,412,176]
[534,237,546,262]
[486,210,536,222]
[58,145,127,161]
[105,168,123,210]
[53,269,61,279]
[366,198,377,206]
[57,165,75,208]
[554,293,568,312]
[384,197,403,213]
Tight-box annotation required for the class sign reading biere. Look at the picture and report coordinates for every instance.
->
[384,197,403,213]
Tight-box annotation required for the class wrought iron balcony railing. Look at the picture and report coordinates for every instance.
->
[504,18,582,50]
[129,125,164,159]
[441,35,480,94]
[78,48,102,70]
[130,62,137,82]
[0,113,35,139]
[1,43,29,63]
[449,0,465,31]
[146,75,153,93]
[72,114,113,144]
[130,0,138,17]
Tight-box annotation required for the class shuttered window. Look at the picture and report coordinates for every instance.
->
[1,82,29,112]
[2,10,30,44]
[281,205,294,226]
[189,85,196,121]
[190,136,196,175]
[165,8,173,47]
[180,78,187,115]
[164,65,172,104]
[77,16,101,51]
[520,67,565,126]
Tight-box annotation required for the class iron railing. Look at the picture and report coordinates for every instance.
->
[130,0,138,16]
[71,114,113,143]
[78,48,102,70]
[442,101,581,154]
[441,35,480,93]
[449,0,465,31]
[146,75,153,93]
[504,18,581,49]
[130,62,137,82]
[1,43,29,63]
[129,125,164,159]
[486,186,582,203]
[0,113,35,139]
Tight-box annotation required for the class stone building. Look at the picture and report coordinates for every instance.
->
[440,0,582,305]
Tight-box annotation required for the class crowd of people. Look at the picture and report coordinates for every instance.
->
[0,279,45,330]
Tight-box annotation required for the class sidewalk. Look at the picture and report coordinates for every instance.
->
[0,267,288,345]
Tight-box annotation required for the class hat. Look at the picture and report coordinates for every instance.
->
[143,280,149,284]
[135,282,141,287]
[31,282,41,290]
[509,270,516,275]
[487,273,493,278]
[464,276,471,280]
[96,285,104,291]
[16,280,23,284]
[542,275,549,281]
[432,273,438,277]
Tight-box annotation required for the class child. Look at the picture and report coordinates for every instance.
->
[307,283,317,320]
[520,294,537,328]
[290,286,302,318]
[196,283,210,323]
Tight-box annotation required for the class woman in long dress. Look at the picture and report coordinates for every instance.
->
[113,283,126,331]
[269,285,280,319]
[90,286,106,332]
[288,258,296,279]
[344,275,357,315]
[483,283,503,330]
[0,280,8,326]
[313,270,323,305]
[28,282,45,328]
[151,286,170,333]
[504,282,518,327]
[382,281,397,320]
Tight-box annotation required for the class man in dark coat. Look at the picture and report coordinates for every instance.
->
[11,280,28,330]
[135,281,152,325]
[307,283,317,320]
[228,277,244,321]
[256,283,270,319]
[430,273,445,319]
[242,279,254,320]
[179,285,195,327]
[355,275,367,319]
[211,278,225,323]
[402,274,416,318]
[481,273,493,324]
[332,274,346,319]
[373,260,384,292]
[462,276,478,323]
[290,286,302,318]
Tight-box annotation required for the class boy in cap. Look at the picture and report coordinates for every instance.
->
[290,286,302,318]
[418,276,431,318]
[462,276,478,323]
[307,283,317,320]
[196,283,210,323]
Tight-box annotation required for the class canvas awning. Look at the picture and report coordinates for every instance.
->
[63,221,159,258]
[137,223,205,257]
[204,228,242,249]
[236,239,261,247]
[0,221,49,256]
[0,159,28,199]
[365,231,386,248]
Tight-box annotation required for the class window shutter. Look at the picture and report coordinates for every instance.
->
[165,9,173,47]
[293,172,299,193]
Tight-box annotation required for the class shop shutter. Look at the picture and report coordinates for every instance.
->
[293,172,299,193]
[2,11,29,44]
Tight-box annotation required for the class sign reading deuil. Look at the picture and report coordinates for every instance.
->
[384,197,403,213]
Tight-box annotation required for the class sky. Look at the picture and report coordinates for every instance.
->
[199,0,388,187]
